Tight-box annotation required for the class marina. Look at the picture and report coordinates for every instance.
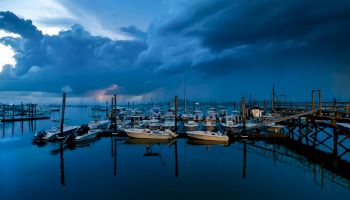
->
[1,88,350,200]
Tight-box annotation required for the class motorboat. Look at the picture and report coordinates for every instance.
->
[75,129,101,142]
[184,120,198,131]
[33,125,80,142]
[88,119,110,129]
[125,128,178,139]
[186,131,229,142]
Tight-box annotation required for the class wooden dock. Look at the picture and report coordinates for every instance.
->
[1,116,50,122]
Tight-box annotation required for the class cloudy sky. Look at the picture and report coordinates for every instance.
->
[0,0,349,103]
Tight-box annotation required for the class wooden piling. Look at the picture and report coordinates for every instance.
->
[241,97,246,130]
[114,94,117,132]
[12,104,15,120]
[60,93,66,135]
[174,96,178,133]
[272,84,275,112]
[2,104,4,121]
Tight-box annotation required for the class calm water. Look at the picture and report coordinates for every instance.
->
[1,107,349,200]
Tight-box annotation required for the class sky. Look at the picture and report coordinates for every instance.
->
[0,0,350,104]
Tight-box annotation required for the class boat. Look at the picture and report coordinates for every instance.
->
[125,128,178,139]
[336,123,350,132]
[33,125,80,142]
[221,116,235,131]
[184,120,198,131]
[162,114,176,131]
[75,129,101,142]
[204,116,216,131]
[264,123,284,133]
[231,122,257,134]
[88,119,110,129]
[186,131,229,142]
[194,109,204,121]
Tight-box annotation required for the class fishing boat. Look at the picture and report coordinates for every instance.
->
[204,117,216,131]
[221,116,235,131]
[231,122,257,134]
[125,128,178,139]
[184,120,198,131]
[88,119,110,129]
[75,129,102,142]
[33,126,80,142]
[194,109,204,121]
[264,123,284,133]
[186,131,229,142]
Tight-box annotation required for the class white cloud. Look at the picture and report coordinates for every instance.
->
[0,43,16,72]
[0,30,21,38]
[0,0,130,39]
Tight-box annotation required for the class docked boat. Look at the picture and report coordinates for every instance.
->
[264,123,284,133]
[194,109,204,121]
[336,123,350,132]
[187,131,229,142]
[231,122,257,134]
[125,128,178,139]
[204,117,216,131]
[184,120,198,131]
[88,119,110,129]
[33,125,80,142]
[221,116,235,131]
[75,129,101,142]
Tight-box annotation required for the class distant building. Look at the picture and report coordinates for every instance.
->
[248,105,264,118]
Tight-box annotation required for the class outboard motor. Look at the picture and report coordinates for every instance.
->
[32,130,46,143]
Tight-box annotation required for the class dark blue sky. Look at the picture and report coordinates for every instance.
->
[0,0,349,103]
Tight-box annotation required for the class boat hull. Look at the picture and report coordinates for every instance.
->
[125,129,175,140]
[187,131,229,142]
[75,130,101,142]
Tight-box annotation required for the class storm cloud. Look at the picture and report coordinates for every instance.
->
[1,0,350,100]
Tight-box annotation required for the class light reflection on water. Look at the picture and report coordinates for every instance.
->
[0,107,350,200]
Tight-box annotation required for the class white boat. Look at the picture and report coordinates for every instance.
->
[125,128,178,139]
[75,129,101,142]
[221,116,235,131]
[204,117,216,131]
[34,126,80,141]
[187,131,229,142]
[264,123,284,133]
[337,123,350,132]
[184,120,198,131]
[88,120,110,129]
[231,122,257,134]
[194,110,204,121]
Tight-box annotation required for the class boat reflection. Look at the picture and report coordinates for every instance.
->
[186,138,229,146]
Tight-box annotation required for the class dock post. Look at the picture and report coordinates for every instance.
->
[12,104,15,120]
[241,97,246,132]
[21,102,23,118]
[174,96,178,133]
[272,84,275,112]
[60,93,66,135]
[2,104,4,122]
[233,101,236,111]
[114,94,117,132]
[318,91,322,115]
[34,104,37,117]
[333,98,337,117]
[312,91,315,111]
[333,126,338,157]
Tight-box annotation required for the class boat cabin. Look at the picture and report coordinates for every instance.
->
[248,105,264,118]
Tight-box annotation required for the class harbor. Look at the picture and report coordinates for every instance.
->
[1,87,350,200]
